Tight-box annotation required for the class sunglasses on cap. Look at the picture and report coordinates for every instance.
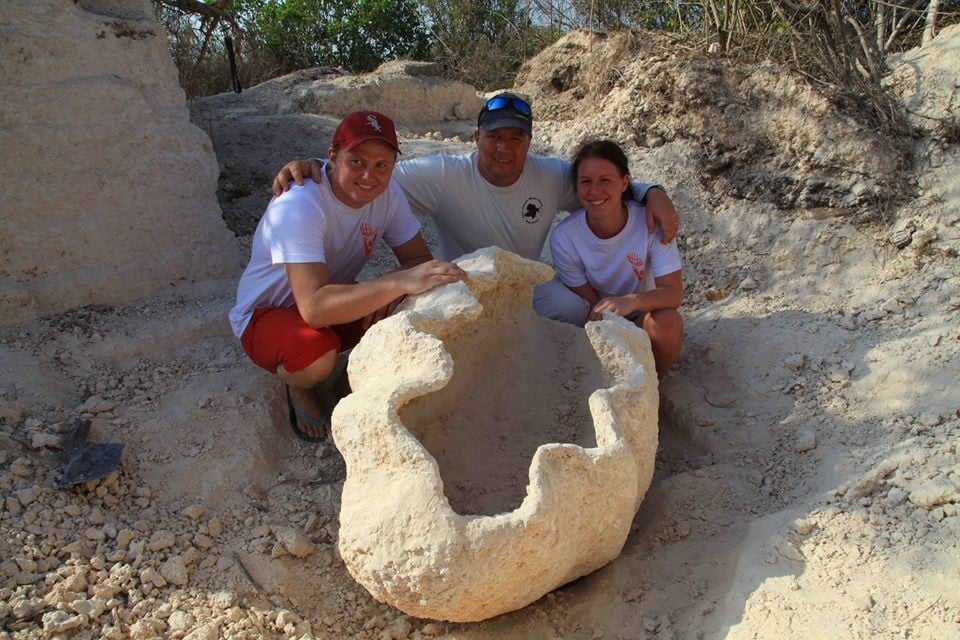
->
[479,95,533,119]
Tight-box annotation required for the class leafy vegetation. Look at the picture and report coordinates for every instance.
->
[155,0,959,104]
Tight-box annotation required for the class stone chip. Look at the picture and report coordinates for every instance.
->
[273,526,315,558]
[160,555,190,586]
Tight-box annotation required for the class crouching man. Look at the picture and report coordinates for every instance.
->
[228,111,467,442]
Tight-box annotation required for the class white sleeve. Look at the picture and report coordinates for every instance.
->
[550,223,588,288]
[381,180,421,248]
[647,227,682,277]
[393,154,445,217]
[629,182,662,203]
[264,186,327,265]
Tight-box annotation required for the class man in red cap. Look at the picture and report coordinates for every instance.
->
[229,111,467,442]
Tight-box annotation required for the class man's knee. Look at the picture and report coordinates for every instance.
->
[533,278,589,326]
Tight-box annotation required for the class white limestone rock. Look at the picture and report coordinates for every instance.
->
[42,610,85,633]
[887,23,960,135]
[0,0,240,326]
[332,248,660,622]
[283,60,483,123]
[273,526,315,558]
[159,555,189,586]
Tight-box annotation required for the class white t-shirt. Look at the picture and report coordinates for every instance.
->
[394,151,657,262]
[228,175,420,337]
[550,201,682,298]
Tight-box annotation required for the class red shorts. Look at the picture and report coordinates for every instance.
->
[240,307,365,374]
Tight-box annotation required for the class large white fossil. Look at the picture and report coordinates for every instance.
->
[332,247,659,622]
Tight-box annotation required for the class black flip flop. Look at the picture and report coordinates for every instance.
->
[286,386,329,442]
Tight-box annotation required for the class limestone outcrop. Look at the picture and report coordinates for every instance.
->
[886,22,960,136]
[0,0,240,326]
[332,248,660,622]
[294,61,482,122]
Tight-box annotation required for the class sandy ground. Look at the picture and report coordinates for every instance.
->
[1,27,959,640]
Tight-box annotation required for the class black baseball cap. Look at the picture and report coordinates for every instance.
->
[477,92,533,136]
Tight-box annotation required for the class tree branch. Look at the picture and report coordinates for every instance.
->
[154,0,233,21]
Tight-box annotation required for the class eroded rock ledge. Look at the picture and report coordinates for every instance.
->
[332,248,660,621]
[0,0,240,326]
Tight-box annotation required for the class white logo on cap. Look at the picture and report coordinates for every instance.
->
[367,115,382,132]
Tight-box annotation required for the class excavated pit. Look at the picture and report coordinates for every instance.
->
[398,303,603,517]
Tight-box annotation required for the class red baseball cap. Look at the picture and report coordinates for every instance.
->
[331,111,401,154]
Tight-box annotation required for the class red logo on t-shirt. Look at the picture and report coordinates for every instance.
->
[627,252,645,281]
[360,222,376,255]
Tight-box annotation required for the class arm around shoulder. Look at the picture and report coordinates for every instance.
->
[638,186,680,244]
[272,158,325,196]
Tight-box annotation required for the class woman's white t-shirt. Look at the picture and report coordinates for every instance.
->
[550,200,681,297]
